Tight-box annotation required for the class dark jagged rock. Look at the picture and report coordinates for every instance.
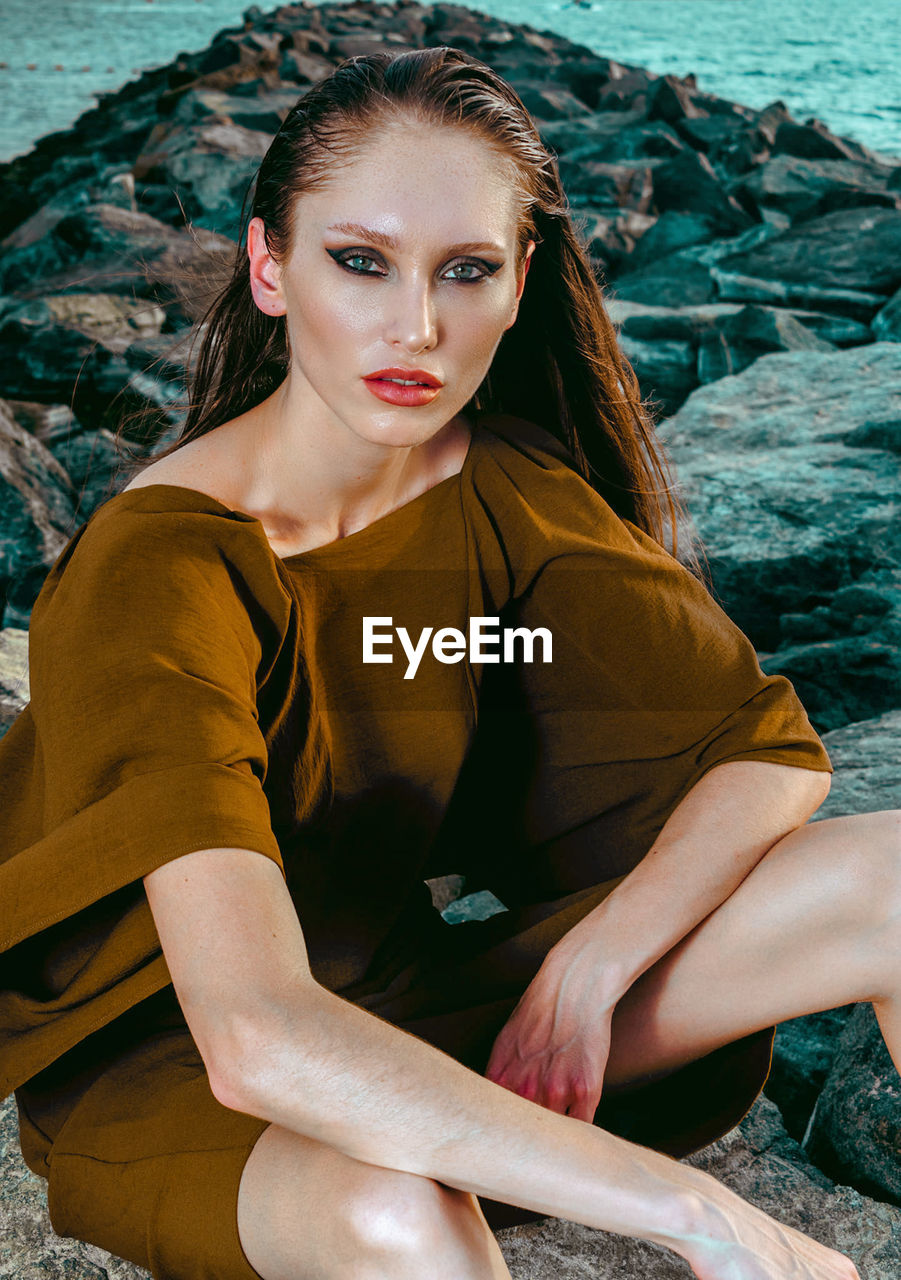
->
[132,120,272,236]
[48,427,125,523]
[814,708,901,821]
[658,343,901,732]
[696,303,835,383]
[0,400,78,628]
[625,209,721,269]
[773,118,880,163]
[807,1003,901,1207]
[714,206,901,300]
[0,203,183,297]
[872,286,901,341]
[730,153,901,225]
[0,294,188,435]
[606,295,868,413]
[0,202,235,328]
[0,627,29,736]
[765,1006,855,1144]
[612,251,719,306]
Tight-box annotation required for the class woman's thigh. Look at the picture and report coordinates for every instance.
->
[603,809,901,1090]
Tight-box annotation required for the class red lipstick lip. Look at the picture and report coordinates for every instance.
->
[364,367,443,388]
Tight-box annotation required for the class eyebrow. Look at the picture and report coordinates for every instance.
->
[325,221,505,255]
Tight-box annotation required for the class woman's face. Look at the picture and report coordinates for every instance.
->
[248,119,534,454]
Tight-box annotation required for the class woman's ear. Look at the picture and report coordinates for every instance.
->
[504,239,536,331]
[247,217,286,316]
[517,239,536,302]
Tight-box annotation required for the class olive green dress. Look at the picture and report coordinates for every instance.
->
[0,411,832,1277]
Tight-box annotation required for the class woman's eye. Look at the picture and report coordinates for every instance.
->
[444,261,486,283]
[331,250,384,276]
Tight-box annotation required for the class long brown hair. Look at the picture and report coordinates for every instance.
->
[121,45,707,577]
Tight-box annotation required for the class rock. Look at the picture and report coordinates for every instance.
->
[557,157,657,212]
[169,86,303,134]
[562,120,687,166]
[612,252,718,306]
[604,299,863,412]
[806,1003,901,1206]
[764,709,901,1145]
[0,296,130,409]
[0,400,78,629]
[617,333,697,419]
[626,210,720,269]
[872,287,901,342]
[608,297,870,350]
[697,303,834,383]
[814,708,901,821]
[537,107,647,157]
[646,73,705,126]
[714,206,901,301]
[658,343,901,731]
[649,150,753,234]
[730,153,900,224]
[710,270,886,323]
[48,427,124,522]
[2,400,80,446]
[0,296,185,435]
[0,627,29,737]
[140,226,236,323]
[571,207,655,276]
[132,120,272,237]
[514,83,594,122]
[765,1006,855,1143]
[773,119,879,163]
[0,203,184,297]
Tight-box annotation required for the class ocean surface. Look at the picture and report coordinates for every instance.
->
[1,0,899,164]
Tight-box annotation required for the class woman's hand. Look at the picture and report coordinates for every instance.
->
[484,937,620,1122]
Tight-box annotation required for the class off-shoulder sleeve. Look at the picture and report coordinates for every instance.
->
[460,415,832,897]
[0,498,290,1094]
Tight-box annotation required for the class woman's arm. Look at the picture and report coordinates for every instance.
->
[484,760,830,1115]
[542,759,831,1005]
[143,843,857,1280]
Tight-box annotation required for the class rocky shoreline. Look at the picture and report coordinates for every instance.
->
[1,2,899,1276]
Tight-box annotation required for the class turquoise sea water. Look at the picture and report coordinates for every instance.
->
[1,0,899,164]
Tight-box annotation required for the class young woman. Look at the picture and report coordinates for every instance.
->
[1,45,895,1280]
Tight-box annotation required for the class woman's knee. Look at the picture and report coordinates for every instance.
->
[768,808,901,912]
[841,809,901,919]
[237,1123,500,1280]
[339,1168,486,1271]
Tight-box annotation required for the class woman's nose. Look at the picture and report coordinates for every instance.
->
[388,279,438,354]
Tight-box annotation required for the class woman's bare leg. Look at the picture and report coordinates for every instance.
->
[602,809,901,1090]
[236,1122,513,1280]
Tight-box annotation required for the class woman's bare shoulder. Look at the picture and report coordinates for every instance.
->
[121,434,233,502]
